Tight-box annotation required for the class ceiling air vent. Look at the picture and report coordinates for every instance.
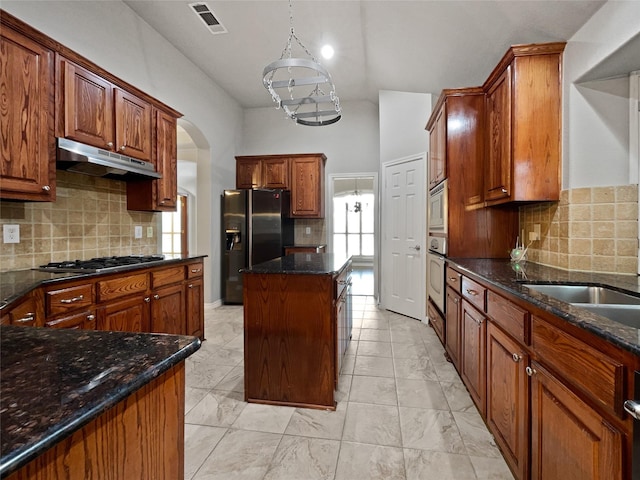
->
[189,2,227,35]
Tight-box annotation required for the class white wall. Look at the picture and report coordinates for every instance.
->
[379,90,433,164]
[3,0,243,303]
[563,0,640,188]
[240,100,380,176]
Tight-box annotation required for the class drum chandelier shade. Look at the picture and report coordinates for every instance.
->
[262,0,341,126]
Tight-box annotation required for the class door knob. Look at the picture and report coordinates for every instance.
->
[410,245,421,251]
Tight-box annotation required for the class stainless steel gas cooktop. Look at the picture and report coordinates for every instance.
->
[36,255,165,273]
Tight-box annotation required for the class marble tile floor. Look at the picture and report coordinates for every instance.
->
[185,297,515,480]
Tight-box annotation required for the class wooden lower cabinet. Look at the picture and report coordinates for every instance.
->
[427,300,445,346]
[6,364,186,480]
[530,360,623,480]
[98,295,150,332]
[460,299,486,415]
[44,310,96,330]
[486,321,529,480]
[445,286,461,368]
[185,277,204,339]
[150,283,185,335]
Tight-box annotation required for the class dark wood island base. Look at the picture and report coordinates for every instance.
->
[243,254,352,410]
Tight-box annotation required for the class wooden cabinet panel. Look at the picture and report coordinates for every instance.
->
[186,261,204,279]
[461,299,486,414]
[114,88,152,161]
[154,109,177,209]
[532,315,625,418]
[428,106,446,188]
[236,158,262,189]
[427,300,445,346]
[290,155,326,218]
[2,293,43,327]
[98,295,149,333]
[0,25,55,201]
[150,283,185,335]
[445,286,461,369]
[530,361,623,480]
[45,310,96,330]
[97,273,148,302]
[461,275,486,312]
[59,57,114,150]
[486,322,529,480]
[185,278,204,340]
[486,290,528,345]
[152,266,186,289]
[485,66,512,203]
[262,157,289,188]
[46,283,94,316]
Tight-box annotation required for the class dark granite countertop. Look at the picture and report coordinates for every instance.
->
[0,326,201,477]
[0,255,207,311]
[447,258,640,356]
[243,253,351,275]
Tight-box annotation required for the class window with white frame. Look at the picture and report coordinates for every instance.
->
[161,195,187,258]
[333,191,374,260]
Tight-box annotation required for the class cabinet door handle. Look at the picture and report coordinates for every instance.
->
[106,142,113,148]
[120,145,126,151]
[42,185,51,192]
[60,294,84,304]
[154,294,160,300]
[512,353,522,362]
[466,289,479,296]
[526,366,537,376]
[191,268,201,273]
[144,297,151,303]
[501,188,508,193]
[624,400,640,420]
[448,276,457,281]
[86,314,95,322]
[453,298,459,304]
[474,317,484,326]
[188,284,194,289]
[14,313,35,323]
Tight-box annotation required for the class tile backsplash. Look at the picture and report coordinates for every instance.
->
[520,185,639,274]
[0,172,160,272]
[294,218,326,245]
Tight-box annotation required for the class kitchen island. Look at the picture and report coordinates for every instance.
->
[243,253,352,410]
[0,326,200,479]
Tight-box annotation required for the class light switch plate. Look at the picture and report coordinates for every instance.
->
[3,224,20,244]
[134,226,143,239]
[147,226,153,238]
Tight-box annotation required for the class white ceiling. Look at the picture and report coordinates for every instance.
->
[124,0,605,109]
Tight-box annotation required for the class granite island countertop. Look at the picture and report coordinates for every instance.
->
[0,326,201,477]
[243,253,351,275]
[0,255,207,310]
[447,258,640,356]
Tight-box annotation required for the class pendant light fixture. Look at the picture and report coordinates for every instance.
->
[262,0,341,126]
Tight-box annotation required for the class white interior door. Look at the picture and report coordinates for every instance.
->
[381,153,426,320]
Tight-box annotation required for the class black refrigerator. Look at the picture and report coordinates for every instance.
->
[221,189,294,304]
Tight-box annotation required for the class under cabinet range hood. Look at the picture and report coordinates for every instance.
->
[56,138,162,180]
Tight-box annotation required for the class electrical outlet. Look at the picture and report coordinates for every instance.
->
[305,227,311,235]
[147,226,153,238]
[529,224,541,241]
[134,226,143,239]
[3,224,20,244]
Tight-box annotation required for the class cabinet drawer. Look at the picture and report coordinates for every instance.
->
[335,267,351,299]
[45,310,96,330]
[461,276,486,312]
[427,300,445,345]
[97,273,148,302]
[487,290,528,345]
[152,266,185,288]
[446,266,461,291]
[532,315,625,417]
[5,294,40,327]
[187,261,204,279]
[46,284,93,316]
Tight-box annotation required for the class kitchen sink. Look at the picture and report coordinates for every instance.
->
[576,305,640,329]
[522,283,640,328]
[523,284,640,306]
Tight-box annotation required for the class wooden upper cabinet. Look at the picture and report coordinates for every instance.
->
[236,157,263,189]
[235,155,289,189]
[58,56,153,162]
[126,109,178,212]
[290,154,326,218]
[427,105,446,188]
[483,43,565,206]
[114,88,152,161]
[0,24,55,201]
